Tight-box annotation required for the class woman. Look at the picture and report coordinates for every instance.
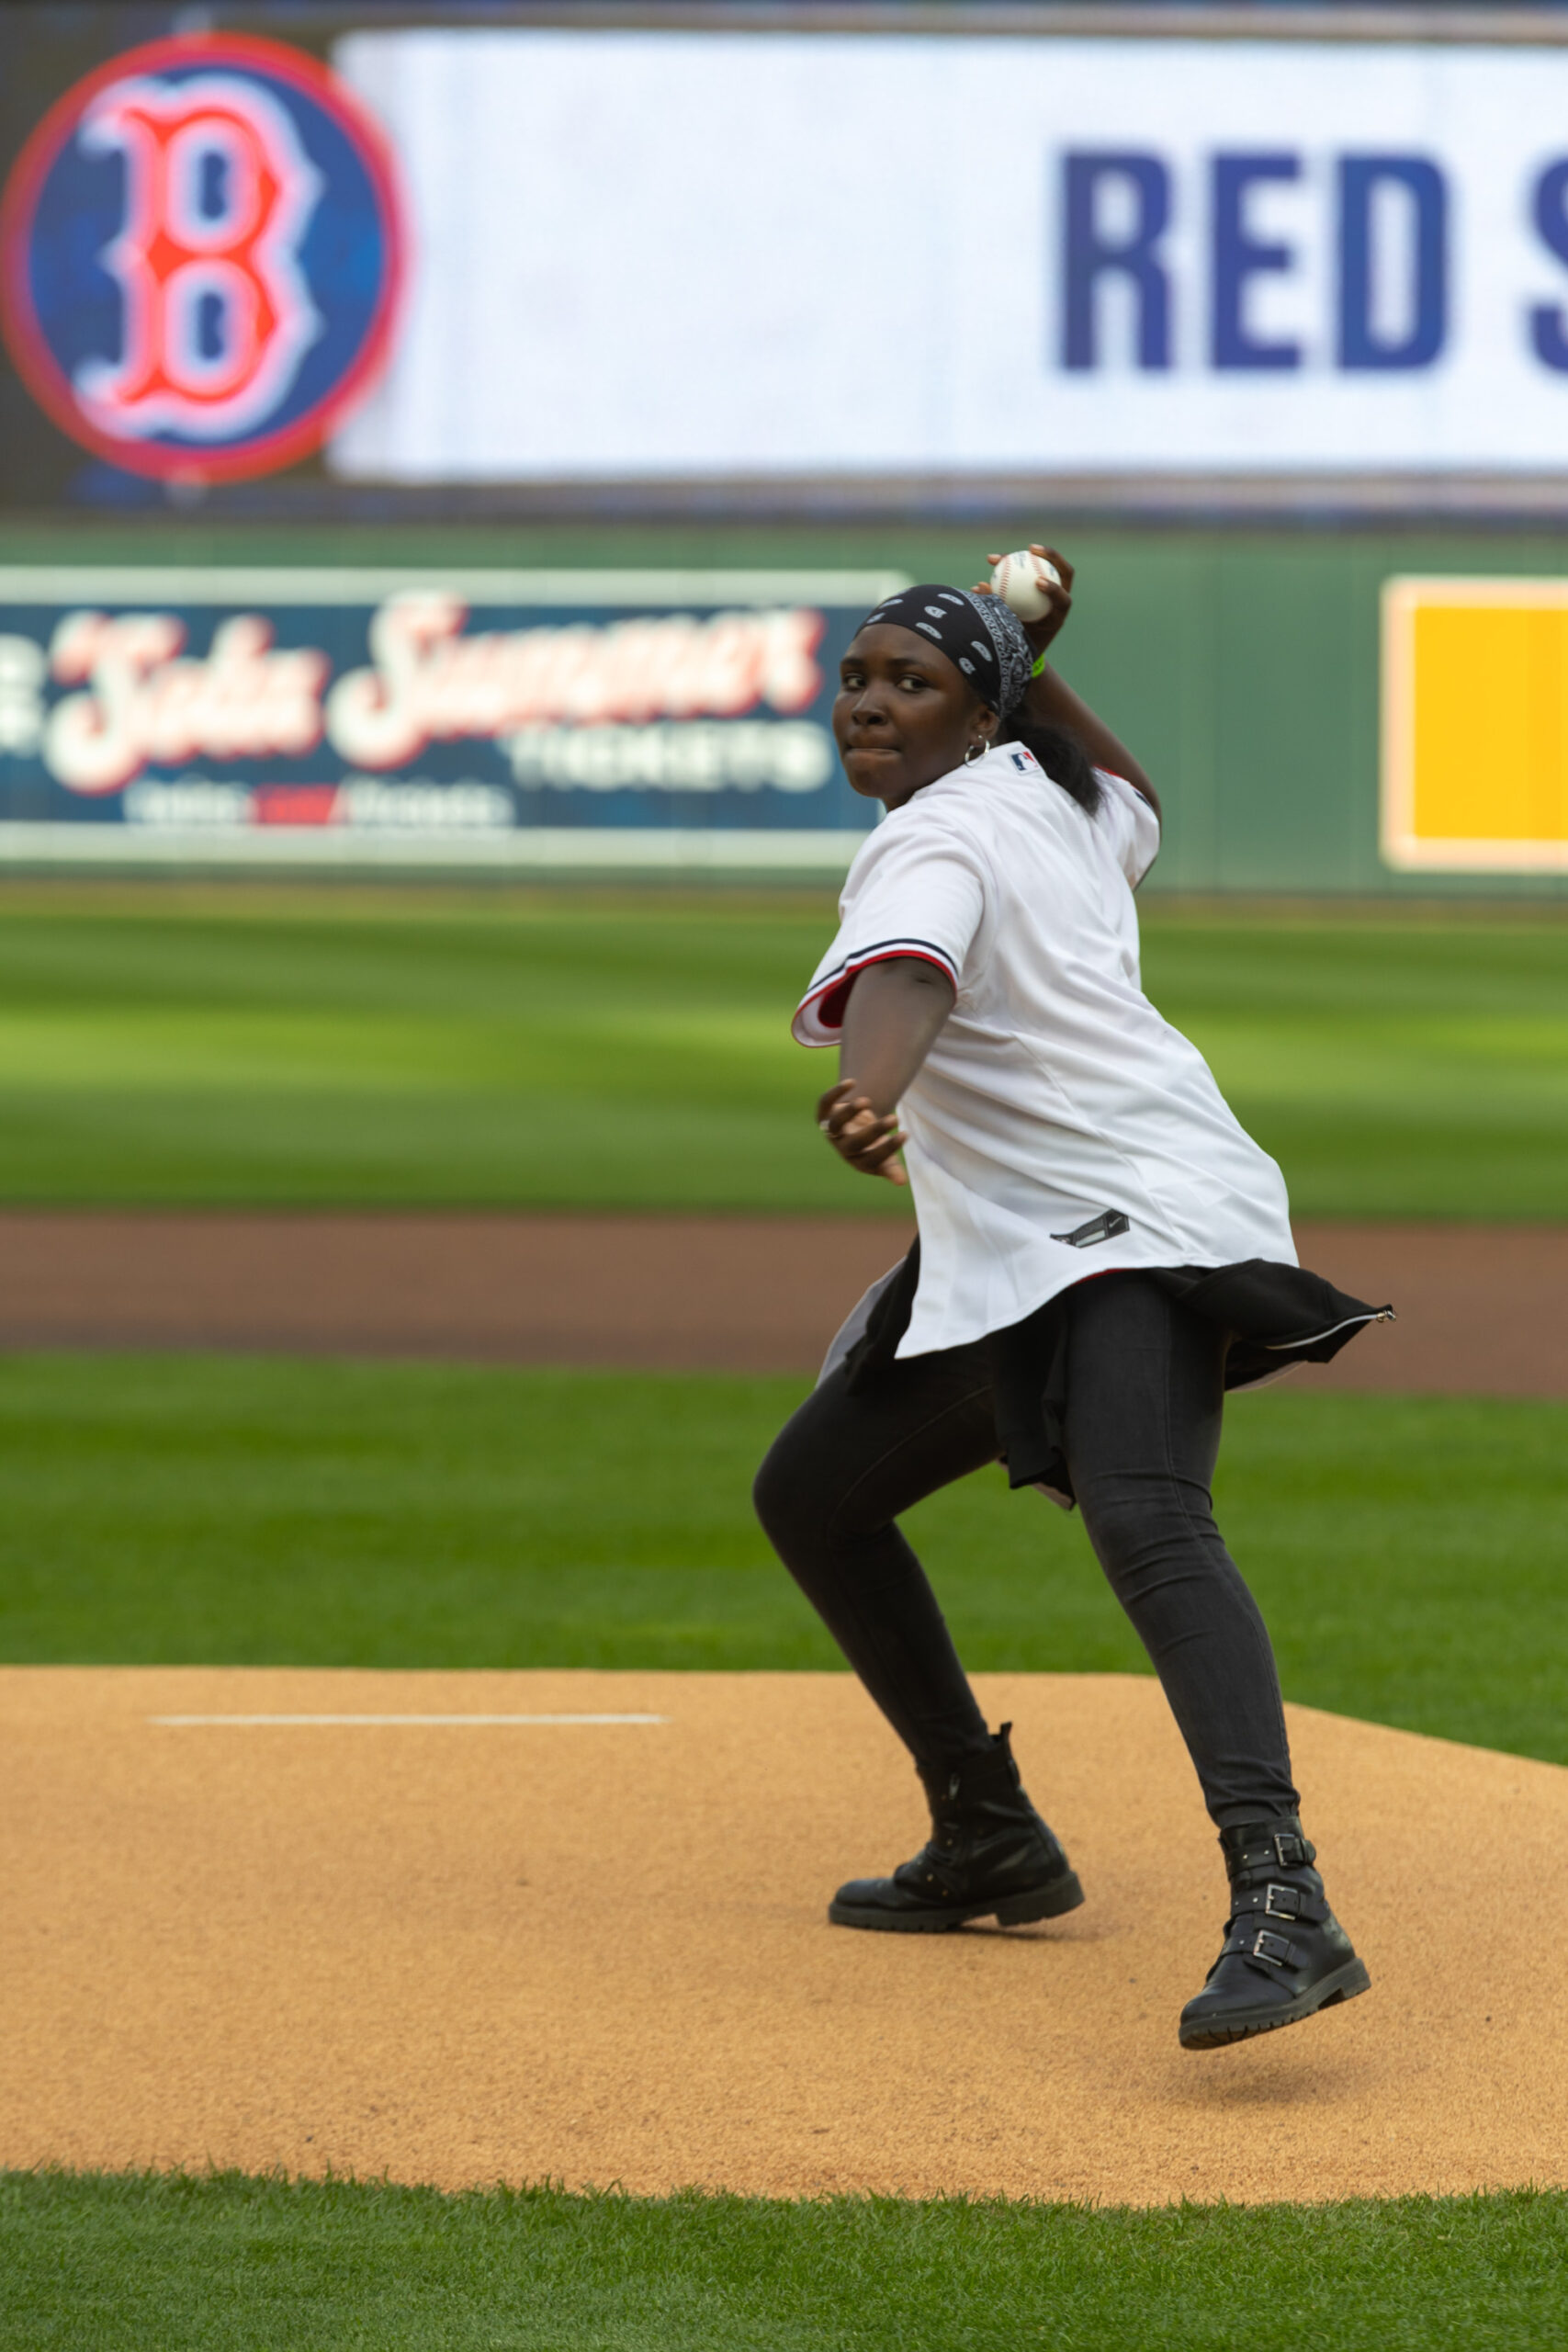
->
[753,548,1387,2051]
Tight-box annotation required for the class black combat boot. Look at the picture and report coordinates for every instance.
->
[1179,1818,1371,2051]
[828,1724,1084,1932]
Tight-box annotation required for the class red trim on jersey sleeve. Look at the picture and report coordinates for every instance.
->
[791,941,961,1046]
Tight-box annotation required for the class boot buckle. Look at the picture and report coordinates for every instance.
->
[1263,1883,1301,1920]
[1250,1928,1294,1966]
[1272,1831,1307,1867]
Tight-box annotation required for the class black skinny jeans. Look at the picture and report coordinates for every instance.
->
[753,1272,1300,1830]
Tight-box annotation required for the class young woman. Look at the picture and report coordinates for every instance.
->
[753,548,1388,2051]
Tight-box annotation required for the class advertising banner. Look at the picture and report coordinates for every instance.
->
[0,568,897,868]
[1382,578,1568,874]
[326,27,1568,484]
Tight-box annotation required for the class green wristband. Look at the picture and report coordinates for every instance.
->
[1031,650,1047,677]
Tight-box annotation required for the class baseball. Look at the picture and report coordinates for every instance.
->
[991,549,1062,622]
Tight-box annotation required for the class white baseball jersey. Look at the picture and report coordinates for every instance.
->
[794,742,1296,1357]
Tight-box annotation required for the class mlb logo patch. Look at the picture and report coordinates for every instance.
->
[0,34,403,482]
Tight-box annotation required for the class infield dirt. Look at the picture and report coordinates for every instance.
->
[0,1212,1564,1392]
[6,1665,1564,2207]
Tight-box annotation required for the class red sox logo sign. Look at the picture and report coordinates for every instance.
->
[0,35,403,481]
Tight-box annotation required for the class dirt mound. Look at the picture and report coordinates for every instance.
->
[5,1666,1562,2205]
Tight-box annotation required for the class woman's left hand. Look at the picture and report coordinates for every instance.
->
[816,1080,909,1185]
[972,542,1074,658]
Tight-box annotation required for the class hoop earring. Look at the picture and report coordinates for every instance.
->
[964,739,988,764]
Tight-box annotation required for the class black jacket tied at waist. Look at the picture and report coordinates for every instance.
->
[842,1243,1393,1510]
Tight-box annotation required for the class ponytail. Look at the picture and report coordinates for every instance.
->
[1000,715,1102,817]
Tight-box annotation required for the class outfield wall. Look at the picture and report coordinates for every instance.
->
[1,516,1565,898]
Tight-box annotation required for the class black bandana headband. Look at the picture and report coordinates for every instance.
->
[857,582,1033,719]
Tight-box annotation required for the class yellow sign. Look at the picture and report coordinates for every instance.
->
[1382,578,1568,872]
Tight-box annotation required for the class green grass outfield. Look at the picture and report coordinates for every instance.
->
[4,1354,1567,1763]
[2,883,1567,1216]
[5,2171,1566,2352]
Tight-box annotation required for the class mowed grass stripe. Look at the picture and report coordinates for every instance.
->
[4,2171,1565,2352]
[3,1354,1565,1767]
[1,886,1567,1214]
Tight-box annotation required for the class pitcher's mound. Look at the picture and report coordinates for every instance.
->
[4,1668,1563,2207]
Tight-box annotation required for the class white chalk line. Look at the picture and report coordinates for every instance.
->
[150,1713,668,1727]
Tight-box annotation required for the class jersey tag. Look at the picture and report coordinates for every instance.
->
[1052,1209,1132,1249]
